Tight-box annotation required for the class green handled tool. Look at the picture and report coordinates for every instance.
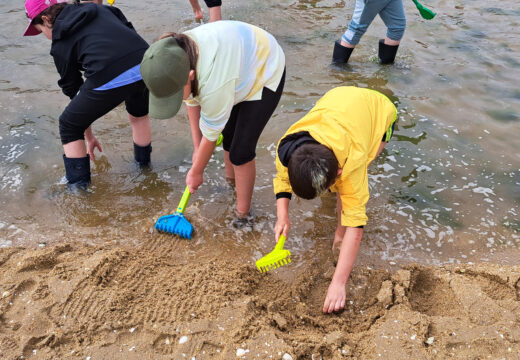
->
[412,0,436,20]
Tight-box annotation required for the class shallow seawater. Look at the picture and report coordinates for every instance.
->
[0,0,518,267]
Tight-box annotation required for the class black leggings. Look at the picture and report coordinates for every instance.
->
[59,80,148,145]
[222,70,285,166]
[203,0,221,7]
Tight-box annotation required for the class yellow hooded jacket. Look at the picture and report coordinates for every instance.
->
[273,86,397,227]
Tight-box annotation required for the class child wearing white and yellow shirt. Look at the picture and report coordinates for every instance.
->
[141,21,285,222]
[273,86,397,313]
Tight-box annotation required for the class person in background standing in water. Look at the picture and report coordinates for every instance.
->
[188,0,222,22]
[332,0,406,65]
[23,0,151,188]
[140,21,285,225]
[273,86,397,313]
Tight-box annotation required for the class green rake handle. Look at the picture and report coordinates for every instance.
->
[176,186,192,214]
[174,134,222,215]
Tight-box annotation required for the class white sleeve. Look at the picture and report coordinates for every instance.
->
[198,80,235,141]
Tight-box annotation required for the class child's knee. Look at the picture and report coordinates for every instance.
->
[129,114,149,124]
[229,151,255,166]
[386,20,406,41]
[59,115,86,145]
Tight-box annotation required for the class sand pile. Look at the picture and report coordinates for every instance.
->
[0,239,519,359]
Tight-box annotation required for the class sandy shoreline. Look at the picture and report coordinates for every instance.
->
[0,239,518,360]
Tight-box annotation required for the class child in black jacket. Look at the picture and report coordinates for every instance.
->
[24,0,151,187]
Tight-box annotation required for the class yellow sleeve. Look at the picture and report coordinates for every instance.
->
[273,154,293,195]
[335,166,370,227]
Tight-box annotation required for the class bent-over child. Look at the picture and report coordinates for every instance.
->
[23,0,151,188]
[140,20,285,224]
[273,86,397,313]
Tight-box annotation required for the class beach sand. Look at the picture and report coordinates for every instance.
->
[1,238,518,359]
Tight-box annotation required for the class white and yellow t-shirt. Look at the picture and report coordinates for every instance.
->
[184,21,286,141]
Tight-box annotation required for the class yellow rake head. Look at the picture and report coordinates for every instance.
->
[255,234,292,273]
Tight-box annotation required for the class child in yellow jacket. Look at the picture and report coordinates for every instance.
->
[273,86,397,313]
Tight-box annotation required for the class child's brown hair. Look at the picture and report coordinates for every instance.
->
[288,143,338,199]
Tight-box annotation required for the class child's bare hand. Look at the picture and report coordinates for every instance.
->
[186,168,203,193]
[323,281,346,313]
[274,217,290,241]
[85,136,102,161]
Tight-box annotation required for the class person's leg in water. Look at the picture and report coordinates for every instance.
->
[125,81,152,166]
[60,82,151,186]
[208,5,221,22]
[378,0,406,64]
[333,0,388,63]
[222,71,285,220]
[60,90,116,188]
[130,114,152,166]
[203,0,222,22]
[223,151,235,187]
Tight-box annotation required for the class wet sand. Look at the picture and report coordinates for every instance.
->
[1,237,518,359]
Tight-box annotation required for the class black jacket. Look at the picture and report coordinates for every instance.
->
[50,3,149,99]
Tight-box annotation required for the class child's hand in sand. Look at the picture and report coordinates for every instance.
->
[323,280,346,313]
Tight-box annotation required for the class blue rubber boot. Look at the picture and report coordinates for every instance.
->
[134,142,152,167]
[63,155,90,188]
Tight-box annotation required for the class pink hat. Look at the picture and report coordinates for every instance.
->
[23,0,67,36]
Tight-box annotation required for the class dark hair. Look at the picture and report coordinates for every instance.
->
[31,3,66,27]
[158,32,199,97]
[288,143,338,199]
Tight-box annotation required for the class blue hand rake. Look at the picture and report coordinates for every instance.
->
[155,186,193,239]
[155,134,223,239]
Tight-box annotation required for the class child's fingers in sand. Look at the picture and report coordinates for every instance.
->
[323,281,346,313]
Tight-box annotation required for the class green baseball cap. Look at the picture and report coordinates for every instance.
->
[140,37,190,119]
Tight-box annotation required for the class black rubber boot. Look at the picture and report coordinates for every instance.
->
[332,40,354,64]
[134,142,152,167]
[63,155,90,188]
[378,39,399,64]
